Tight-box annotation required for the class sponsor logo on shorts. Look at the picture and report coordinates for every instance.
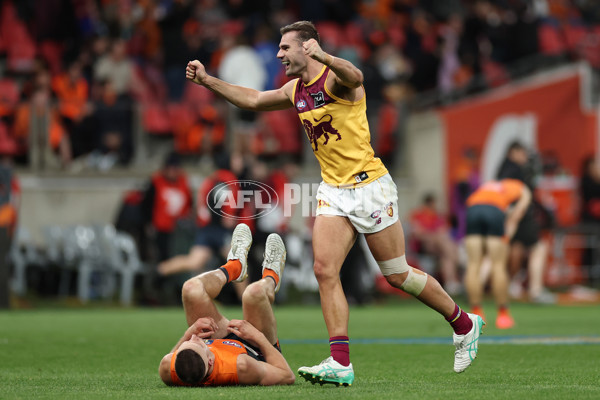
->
[384,202,394,217]
[376,217,382,224]
[370,210,381,219]
[317,199,330,208]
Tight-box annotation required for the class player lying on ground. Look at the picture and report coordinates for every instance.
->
[158,223,295,386]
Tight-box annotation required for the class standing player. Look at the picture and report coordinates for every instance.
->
[464,179,531,329]
[159,223,295,386]
[185,21,484,385]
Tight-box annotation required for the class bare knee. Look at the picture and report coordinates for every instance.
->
[182,277,207,303]
[313,259,339,284]
[242,281,271,305]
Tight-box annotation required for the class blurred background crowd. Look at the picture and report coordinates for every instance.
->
[1,0,600,308]
[0,0,599,167]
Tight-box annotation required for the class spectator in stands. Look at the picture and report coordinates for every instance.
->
[404,9,440,93]
[0,154,20,308]
[579,155,600,284]
[580,155,600,224]
[158,152,251,301]
[14,67,72,168]
[409,193,463,296]
[174,104,226,156]
[86,80,134,167]
[217,24,267,155]
[142,152,194,264]
[158,0,194,100]
[94,38,134,98]
[51,59,92,159]
[450,147,481,241]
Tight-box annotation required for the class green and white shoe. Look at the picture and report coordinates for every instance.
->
[298,356,354,387]
[453,313,485,373]
[262,233,286,293]
[227,223,252,282]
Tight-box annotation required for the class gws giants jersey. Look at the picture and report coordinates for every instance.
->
[292,66,387,186]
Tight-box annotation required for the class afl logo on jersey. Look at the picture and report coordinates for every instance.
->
[296,99,307,110]
[222,340,243,348]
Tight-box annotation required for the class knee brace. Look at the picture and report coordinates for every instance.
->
[377,255,427,296]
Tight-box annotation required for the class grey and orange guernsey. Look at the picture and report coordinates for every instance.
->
[292,65,387,187]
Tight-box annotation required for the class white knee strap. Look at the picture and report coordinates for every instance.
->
[377,255,410,276]
[401,268,427,296]
[377,255,427,296]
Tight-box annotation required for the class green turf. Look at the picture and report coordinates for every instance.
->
[1,300,599,399]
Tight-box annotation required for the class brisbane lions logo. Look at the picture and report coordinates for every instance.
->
[302,114,341,151]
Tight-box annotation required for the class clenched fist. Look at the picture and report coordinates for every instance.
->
[302,39,331,66]
[186,60,208,85]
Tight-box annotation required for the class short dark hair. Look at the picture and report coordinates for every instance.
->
[423,193,435,205]
[163,151,181,168]
[507,141,526,153]
[174,349,206,384]
[280,21,320,45]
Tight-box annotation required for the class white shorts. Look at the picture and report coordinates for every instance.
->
[315,174,399,234]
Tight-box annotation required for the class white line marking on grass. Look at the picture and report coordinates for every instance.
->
[280,336,600,345]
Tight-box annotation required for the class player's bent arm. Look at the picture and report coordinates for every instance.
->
[510,186,532,223]
[199,75,295,112]
[505,186,532,239]
[327,56,364,89]
[159,353,175,385]
[236,354,295,386]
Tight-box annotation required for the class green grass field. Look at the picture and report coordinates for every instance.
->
[1,300,599,400]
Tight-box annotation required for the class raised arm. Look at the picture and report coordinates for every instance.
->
[227,319,295,386]
[186,60,294,111]
[302,39,363,89]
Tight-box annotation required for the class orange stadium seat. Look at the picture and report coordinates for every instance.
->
[315,21,344,49]
[563,24,588,51]
[0,79,20,118]
[0,121,19,156]
[39,41,64,76]
[182,81,214,106]
[6,20,37,73]
[538,23,567,55]
[167,102,196,137]
[142,102,171,135]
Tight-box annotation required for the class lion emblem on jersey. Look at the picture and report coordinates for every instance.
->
[302,114,341,151]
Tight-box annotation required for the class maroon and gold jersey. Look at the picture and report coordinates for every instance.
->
[292,66,387,186]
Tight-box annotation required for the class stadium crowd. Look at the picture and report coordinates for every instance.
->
[0,0,600,168]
